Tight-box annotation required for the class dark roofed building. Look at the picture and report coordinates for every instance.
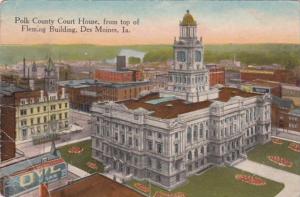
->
[59,79,152,112]
[50,174,145,197]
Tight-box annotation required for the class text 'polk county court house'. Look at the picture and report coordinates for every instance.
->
[90,11,272,189]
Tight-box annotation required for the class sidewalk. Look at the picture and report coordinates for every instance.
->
[68,164,90,178]
[234,160,300,197]
[273,132,300,143]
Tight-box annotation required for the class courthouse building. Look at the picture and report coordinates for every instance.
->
[91,11,272,189]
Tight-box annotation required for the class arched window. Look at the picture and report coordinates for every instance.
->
[188,151,192,160]
[187,127,192,143]
[193,125,198,141]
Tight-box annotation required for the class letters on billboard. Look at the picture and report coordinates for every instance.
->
[3,158,68,196]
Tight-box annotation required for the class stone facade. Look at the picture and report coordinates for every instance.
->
[91,11,272,190]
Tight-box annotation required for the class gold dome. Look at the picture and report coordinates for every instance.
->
[181,10,196,26]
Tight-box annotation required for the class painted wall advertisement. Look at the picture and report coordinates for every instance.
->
[2,158,68,196]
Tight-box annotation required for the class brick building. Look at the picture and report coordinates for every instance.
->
[0,83,27,161]
[240,69,297,84]
[206,64,225,87]
[60,79,152,112]
[94,56,143,83]
[94,69,142,83]
[271,96,300,135]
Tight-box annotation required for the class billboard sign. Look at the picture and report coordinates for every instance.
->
[3,158,67,197]
[253,87,270,94]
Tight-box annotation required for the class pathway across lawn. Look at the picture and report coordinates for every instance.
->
[248,138,300,175]
[127,167,284,197]
[58,140,104,174]
[235,160,300,197]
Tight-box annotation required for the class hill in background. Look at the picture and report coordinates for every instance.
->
[0,44,299,69]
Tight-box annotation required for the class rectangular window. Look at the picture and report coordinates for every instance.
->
[148,141,153,151]
[175,144,179,154]
[65,112,68,118]
[129,137,132,146]
[121,134,125,144]
[37,117,40,124]
[65,103,68,108]
[44,106,47,111]
[59,103,62,109]
[157,143,162,154]
[157,133,162,139]
[30,108,33,114]
[20,109,27,116]
[50,105,56,110]
[21,120,27,126]
[37,106,40,112]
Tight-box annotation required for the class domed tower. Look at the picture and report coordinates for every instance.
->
[44,58,58,93]
[160,10,219,102]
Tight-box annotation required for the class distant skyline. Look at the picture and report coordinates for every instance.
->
[0,0,299,45]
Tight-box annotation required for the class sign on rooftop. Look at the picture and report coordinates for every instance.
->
[2,158,68,197]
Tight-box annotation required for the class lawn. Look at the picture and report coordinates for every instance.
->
[127,167,284,197]
[58,140,104,174]
[248,138,300,175]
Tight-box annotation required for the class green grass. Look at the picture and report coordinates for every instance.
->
[1,44,300,69]
[127,167,284,197]
[248,138,300,175]
[58,140,104,174]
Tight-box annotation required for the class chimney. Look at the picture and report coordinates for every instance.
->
[40,90,44,100]
[39,183,49,197]
[116,56,126,71]
[61,87,65,98]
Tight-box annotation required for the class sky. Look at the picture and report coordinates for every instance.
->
[0,0,299,45]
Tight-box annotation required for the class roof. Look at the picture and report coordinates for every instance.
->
[272,96,294,109]
[120,87,258,119]
[217,87,259,102]
[290,108,300,116]
[181,10,197,26]
[0,83,28,96]
[244,79,280,88]
[50,174,145,197]
[59,79,150,89]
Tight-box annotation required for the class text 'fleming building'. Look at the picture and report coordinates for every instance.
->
[91,11,272,189]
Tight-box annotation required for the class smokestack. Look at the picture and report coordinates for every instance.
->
[40,90,44,100]
[23,57,26,78]
[116,56,126,71]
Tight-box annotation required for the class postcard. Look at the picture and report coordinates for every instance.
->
[0,1,299,197]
